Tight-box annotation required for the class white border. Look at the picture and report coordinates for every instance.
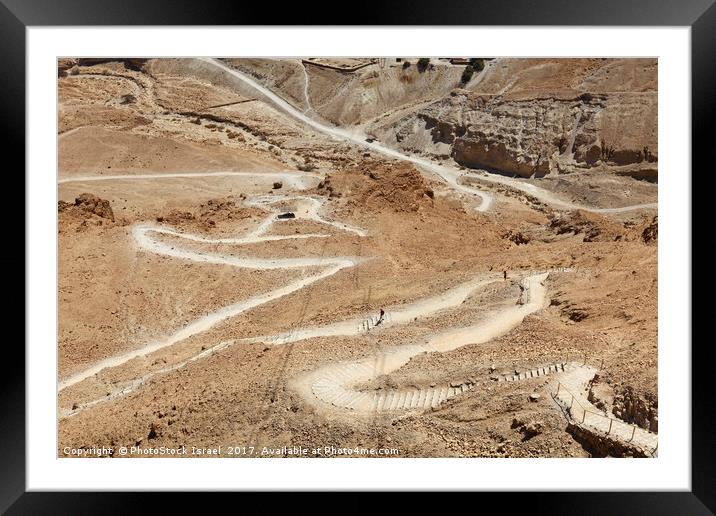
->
[28,27,690,491]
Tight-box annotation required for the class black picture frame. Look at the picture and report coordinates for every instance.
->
[4,0,705,512]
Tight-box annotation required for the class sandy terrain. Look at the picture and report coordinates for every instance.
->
[57,57,658,459]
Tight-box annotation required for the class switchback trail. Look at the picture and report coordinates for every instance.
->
[58,193,365,392]
[62,272,508,417]
[60,272,504,417]
[290,272,551,413]
[248,275,499,346]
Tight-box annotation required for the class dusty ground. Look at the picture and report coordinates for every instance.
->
[57,58,658,458]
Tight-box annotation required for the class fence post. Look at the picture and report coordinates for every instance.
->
[608,419,613,434]
[629,426,636,442]
[582,409,586,423]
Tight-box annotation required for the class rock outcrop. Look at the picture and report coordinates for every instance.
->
[371,59,658,179]
[612,387,658,432]
[59,193,115,222]
[57,58,79,77]
[547,210,624,242]
[567,421,652,458]
[641,216,658,244]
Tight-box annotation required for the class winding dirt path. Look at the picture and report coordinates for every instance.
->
[201,58,494,212]
[58,193,365,392]
[301,62,314,115]
[59,62,656,430]
[290,272,550,413]
[58,171,321,190]
[62,272,504,417]
[461,172,658,213]
[202,58,656,215]
[58,188,501,417]
[248,275,498,346]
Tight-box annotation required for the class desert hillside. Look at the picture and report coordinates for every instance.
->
[57,57,658,459]
[366,58,657,180]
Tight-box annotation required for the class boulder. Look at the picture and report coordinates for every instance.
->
[523,421,544,438]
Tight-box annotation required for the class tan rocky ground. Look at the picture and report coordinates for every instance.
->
[57,57,658,458]
[365,59,657,180]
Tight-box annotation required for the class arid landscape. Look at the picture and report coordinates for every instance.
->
[58,57,658,458]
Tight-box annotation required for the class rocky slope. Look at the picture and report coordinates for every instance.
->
[225,58,481,126]
[57,57,658,458]
[368,58,657,179]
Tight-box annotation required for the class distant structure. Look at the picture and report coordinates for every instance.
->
[302,58,377,72]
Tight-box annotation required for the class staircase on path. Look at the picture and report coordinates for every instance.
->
[357,312,393,332]
[311,361,570,413]
[551,363,658,456]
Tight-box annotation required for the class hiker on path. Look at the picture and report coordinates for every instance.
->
[376,308,385,326]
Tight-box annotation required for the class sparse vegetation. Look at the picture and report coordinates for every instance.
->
[469,58,485,72]
[417,58,430,72]
[461,65,475,84]
[402,61,411,70]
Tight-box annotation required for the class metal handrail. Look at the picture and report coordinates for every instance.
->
[501,354,657,457]
[551,379,658,457]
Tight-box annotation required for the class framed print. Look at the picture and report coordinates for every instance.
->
[5,0,708,511]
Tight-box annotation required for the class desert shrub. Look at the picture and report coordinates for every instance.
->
[402,61,411,69]
[461,65,475,83]
[417,58,430,72]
